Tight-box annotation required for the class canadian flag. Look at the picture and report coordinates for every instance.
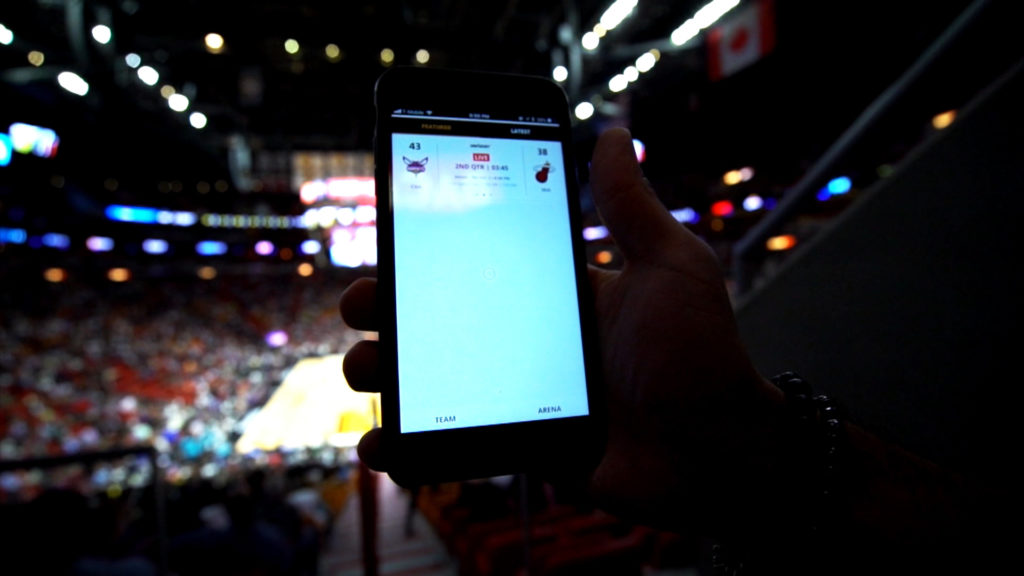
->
[707,0,776,81]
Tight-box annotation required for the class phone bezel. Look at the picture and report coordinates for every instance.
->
[373,67,604,486]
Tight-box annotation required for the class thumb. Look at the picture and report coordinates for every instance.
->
[590,128,685,263]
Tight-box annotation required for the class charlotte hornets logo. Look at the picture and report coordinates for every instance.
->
[404,156,428,175]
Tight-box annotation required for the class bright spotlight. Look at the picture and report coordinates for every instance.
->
[552,65,568,83]
[635,52,656,72]
[205,33,225,53]
[581,31,600,50]
[137,65,159,86]
[91,24,112,45]
[189,112,208,129]
[57,71,89,96]
[168,93,189,112]
[574,101,595,121]
[0,23,14,46]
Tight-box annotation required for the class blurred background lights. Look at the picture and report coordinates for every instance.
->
[600,0,638,30]
[325,43,341,61]
[137,65,159,86]
[766,234,798,251]
[168,93,190,112]
[124,53,141,68]
[670,207,699,224]
[255,240,275,256]
[300,239,322,255]
[28,51,45,66]
[41,233,70,249]
[635,51,656,72]
[86,236,114,252]
[581,31,599,50]
[608,74,628,93]
[415,49,430,64]
[827,176,852,195]
[0,134,11,166]
[743,194,764,211]
[159,84,176,98]
[284,39,300,54]
[723,170,743,185]
[552,65,568,82]
[595,250,614,265]
[196,240,228,256]
[932,110,956,129]
[672,0,740,46]
[297,262,314,277]
[196,266,217,280]
[142,238,169,254]
[583,225,609,241]
[711,199,735,217]
[380,47,394,65]
[265,330,289,348]
[189,112,208,129]
[90,24,112,45]
[574,101,594,120]
[43,268,67,283]
[204,33,225,53]
[107,268,131,282]
[57,71,89,96]
[0,23,13,45]
[632,138,646,162]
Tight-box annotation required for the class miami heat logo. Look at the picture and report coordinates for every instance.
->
[534,161,554,183]
[404,156,428,175]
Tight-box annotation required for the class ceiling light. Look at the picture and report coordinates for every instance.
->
[205,33,224,53]
[168,93,189,112]
[380,47,395,65]
[623,66,639,82]
[415,49,430,64]
[284,38,300,54]
[635,52,656,72]
[91,24,112,45]
[574,102,595,121]
[581,31,599,51]
[125,53,141,68]
[0,23,13,45]
[189,112,208,129]
[599,0,638,31]
[325,43,342,61]
[57,71,89,96]
[552,65,568,82]
[608,74,628,93]
[137,65,159,86]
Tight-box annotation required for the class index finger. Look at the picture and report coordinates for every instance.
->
[340,277,378,331]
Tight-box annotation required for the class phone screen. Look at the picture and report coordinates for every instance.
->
[388,111,589,433]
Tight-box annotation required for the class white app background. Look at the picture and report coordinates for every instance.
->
[391,133,589,432]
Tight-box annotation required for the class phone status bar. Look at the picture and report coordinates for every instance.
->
[392,109,560,127]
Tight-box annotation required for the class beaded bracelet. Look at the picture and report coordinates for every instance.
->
[771,371,849,537]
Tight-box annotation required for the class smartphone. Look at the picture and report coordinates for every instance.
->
[373,67,604,486]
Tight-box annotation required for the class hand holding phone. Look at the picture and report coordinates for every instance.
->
[343,125,783,535]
